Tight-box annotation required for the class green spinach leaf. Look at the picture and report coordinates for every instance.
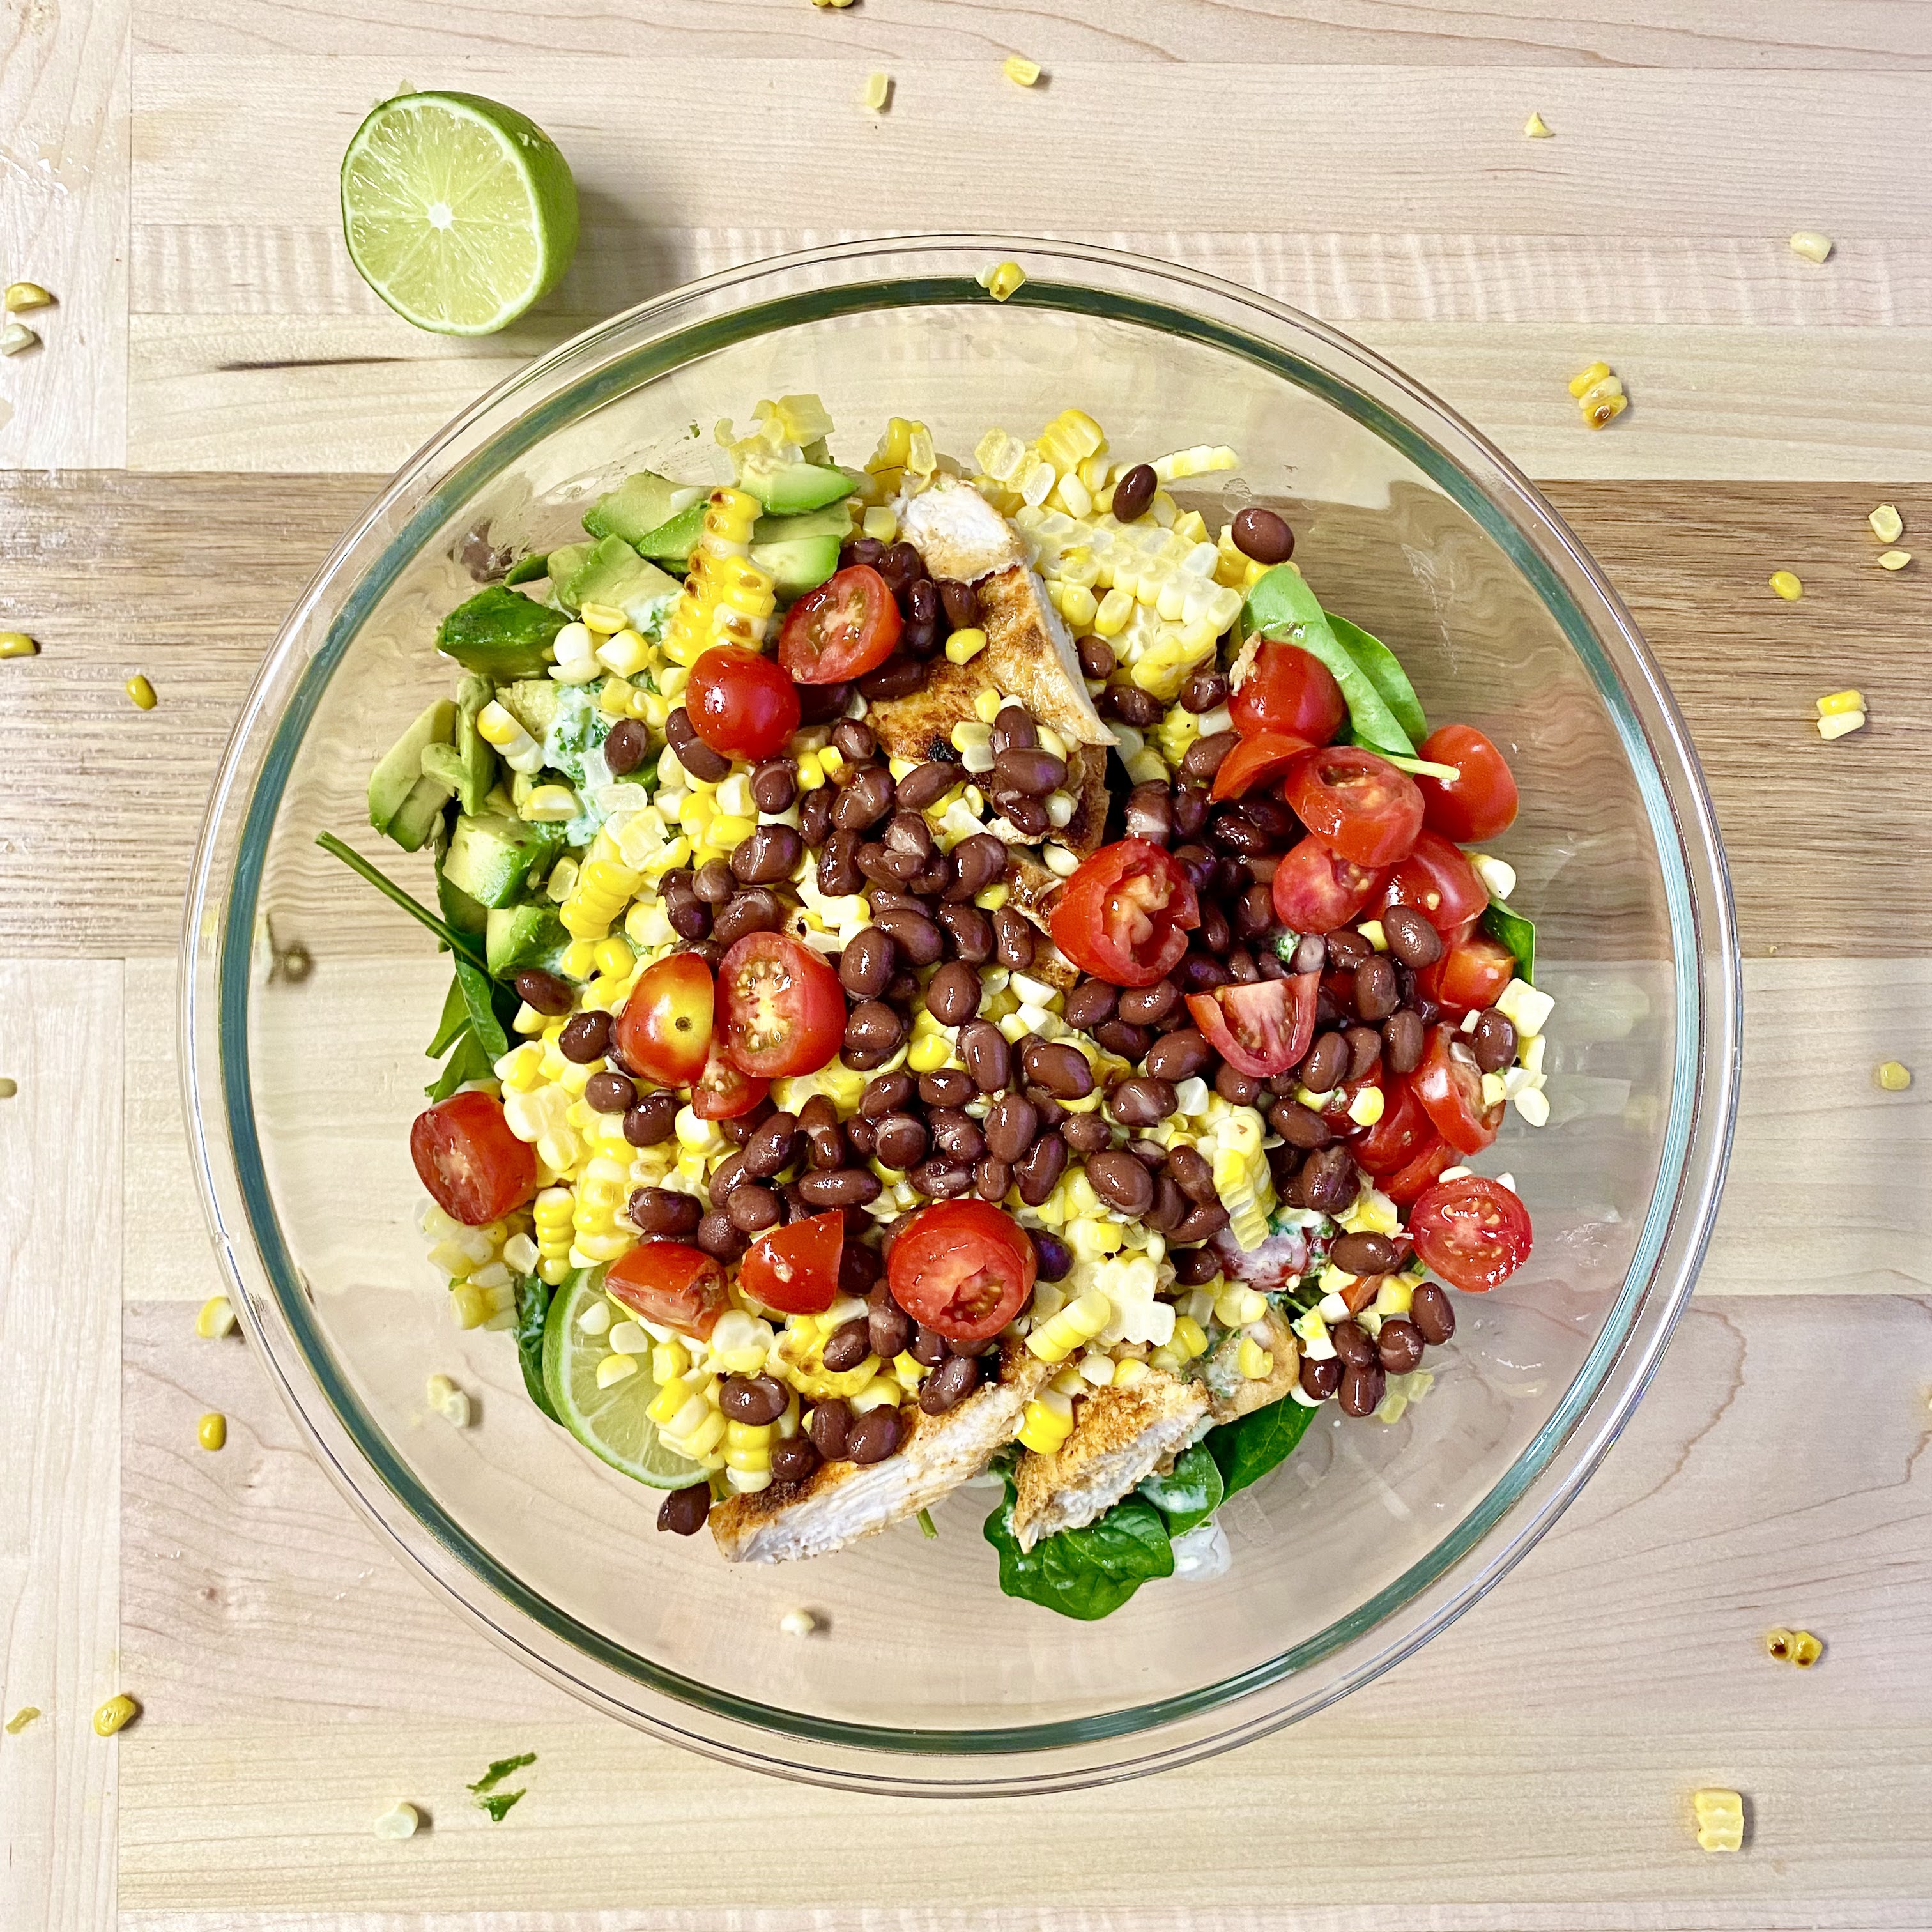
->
[983,1481,1174,1620]
[426,1030,494,1101]
[1482,901,1537,985]
[1328,613,1429,748]
[1138,1440,1225,1537]
[1239,567,1416,758]
[516,1274,560,1422]
[452,955,511,1063]
[1206,1394,1319,1501]
[425,976,471,1059]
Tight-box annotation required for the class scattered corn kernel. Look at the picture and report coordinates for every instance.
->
[197,1411,227,1452]
[1788,230,1834,264]
[1768,570,1802,601]
[1568,360,1627,429]
[1523,111,1552,137]
[944,625,988,664]
[5,1706,40,1733]
[1764,1626,1794,1660]
[126,674,157,710]
[372,1802,420,1840]
[1874,1060,1913,1091]
[1816,710,1866,740]
[0,322,39,356]
[1869,503,1904,543]
[4,281,54,312]
[979,260,1026,302]
[0,1077,15,1098]
[425,1373,473,1425]
[0,631,38,658]
[1003,54,1041,85]
[1816,687,1864,716]
[1878,548,1912,570]
[859,70,890,111]
[194,1294,237,1339]
[1788,1629,1823,1667]
[1691,1788,1744,1852]
[93,1694,139,1737]
[779,1607,816,1636]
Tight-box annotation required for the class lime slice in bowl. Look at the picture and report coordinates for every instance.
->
[340,90,578,335]
[542,1268,705,1489]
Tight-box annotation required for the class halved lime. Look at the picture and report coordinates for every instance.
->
[340,91,578,336]
[541,1268,704,1490]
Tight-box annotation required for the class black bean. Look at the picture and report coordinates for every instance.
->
[873,1111,928,1170]
[1144,1029,1212,1082]
[1300,1355,1342,1402]
[992,907,1036,970]
[1077,636,1117,680]
[877,906,943,967]
[657,1482,712,1535]
[845,1406,903,1464]
[958,1018,1011,1094]
[1331,1232,1399,1276]
[1031,1229,1073,1282]
[797,1167,882,1208]
[839,927,896,999]
[664,706,731,783]
[513,969,574,1016]
[979,1091,1036,1164]
[991,704,1037,755]
[918,1353,981,1415]
[857,653,930,701]
[935,576,979,631]
[719,1374,788,1425]
[822,1317,873,1374]
[935,903,992,963]
[1086,1147,1156,1215]
[1123,782,1174,845]
[1383,1009,1426,1075]
[1145,1173,1189,1233]
[1107,1076,1177,1128]
[911,1156,976,1199]
[993,747,1066,797]
[832,764,894,831]
[842,1000,905,1068]
[1103,682,1162,728]
[831,719,876,764]
[1181,954,1229,993]
[808,1399,852,1460]
[924,959,981,1026]
[1377,1317,1425,1374]
[908,1322,947,1368]
[796,679,853,724]
[839,1237,882,1298]
[1171,1199,1230,1245]
[1299,1031,1349,1094]
[751,759,799,814]
[1170,1244,1221,1286]
[1381,903,1442,969]
[974,1154,1011,1201]
[627,1186,701,1237]
[558,1011,613,1064]
[1112,463,1157,523]
[799,786,835,849]
[1344,1024,1384,1082]
[1339,1360,1386,1418]
[1471,1008,1519,1073]
[586,1070,637,1114]
[1021,1039,1093,1098]
[1164,1142,1218,1206]
[1119,977,1181,1025]
[770,1436,820,1485]
[1014,1131,1068,1206]
[1326,929,1372,972]
[1179,730,1239,782]
[1354,954,1400,1022]
[717,1100,772,1149]
[917,1068,974,1108]
[895,761,957,813]
[623,1091,678,1147]
[665,891,711,940]
[730,824,802,885]
[602,717,652,778]
[737,1110,799,1180]
[926,1108,985,1163]
[1411,1282,1456,1346]
[1297,1143,1358,1211]
[859,1071,916,1116]
[867,1287,910,1360]
[1331,1318,1377,1368]
[1232,505,1295,564]
[712,889,786,946]
[1181,668,1230,714]
[945,832,1008,902]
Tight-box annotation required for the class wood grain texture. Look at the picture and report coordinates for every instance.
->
[0,0,130,466]
[0,963,123,1932]
[114,1294,1932,1915]
[1,474,1924,957]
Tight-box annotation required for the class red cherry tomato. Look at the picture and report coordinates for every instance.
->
[1271,834,1384,934]
[605,1240,730,1338]
[1286,744,1425,868]
[409,1090,537,1226]
[1230,639,1347,745]
[1417,932,1518,1015]
[777,564,903,684]
[691,1039,769,1119]
[1383,829,1489,936]
[1186,974,1317,1078]
[1353,1075,1435,1175]
[1412,1023,1504,1154]
[887,1199,1038,1344]
[1318,1067,1384,1138]
[1409,1175,1533,1291]
[1210,728,1314,802]
[717,933,846,1078]
[1050,838,1201,988]
[686,647,801,761]
[615,953,714,1087]
[1384,1133,1456,1206]
[1415,724,1519,843]
[739,1210,844,1317]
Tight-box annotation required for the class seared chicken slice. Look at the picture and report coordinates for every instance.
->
[710,1342,1052,1563]
[896,473,1027,581]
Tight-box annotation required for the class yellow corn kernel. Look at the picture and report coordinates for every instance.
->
[0,631,38,658]
[1769,570,1803,601]
[1764,1627,1794,1660]
[1523,111,1552,137]
[1003,53,1041,86]
[1172,1315,1209,1360]
[980,260,1026,302]
[1788,230,1834,264]
[944,626,988,664]
[1237,1338,1274,1381]
[862,505,898,544]
[194,1294,238,1339]
[652,1339,692,1384]
[1026,1290,1112,1363]
[93,1694,140,1737]
[1691,1788,1744,1852]
[197,1411,227,1451]
[1017,1402,1074,1453]
[906,1032,953,1073]
[4,281,54,312]
[1347,1085,1386,1128]
[859,70,890,109]
[1816,710,1866,740]
[594,935,636,978]
[595,1352,638,1390]
[1875,1059,1913,1091]
[578,601,628,636]
[126,674,157,710]
[1214,1285,1268,1328]
[1788,1629,1823,1667]
[1816,687,1864,716]
[1869,503,1904,543]
[1878,549,1912,570]
[1568,361,1612,399]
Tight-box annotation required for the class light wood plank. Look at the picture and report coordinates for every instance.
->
[0,962,123,1932]
[114,1294,1932,1914]
[0,0,130,466]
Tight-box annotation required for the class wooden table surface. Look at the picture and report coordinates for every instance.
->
[4,6,1931,1928]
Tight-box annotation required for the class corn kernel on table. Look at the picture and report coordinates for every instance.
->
[3,5,1931,1928]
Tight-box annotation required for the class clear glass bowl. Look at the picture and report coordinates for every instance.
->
[183,237,1739,1794]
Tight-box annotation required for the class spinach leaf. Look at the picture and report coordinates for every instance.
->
[452,955,510,1063]
[1239,567,1416,758]
[426,1029,494,1101]
[1206,1394,1319,1501]
[425,976,471,1059]
[1482,902,1537,985]
[983,1480,1174,1621]
[1327,613,1429,748]
[1138,1440,1225,1537]
[516,1274,560,1422]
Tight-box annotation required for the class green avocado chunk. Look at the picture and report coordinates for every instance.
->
[441,812,565,910]
[437,586,568,680]
[750,532,842,599]
[632,500,705,568]
[368,698,456,843]
[542,542,594,612]
[558,536,683,626]
[583,470,683,546]
[742,459,854,516]
[486,902,569,976]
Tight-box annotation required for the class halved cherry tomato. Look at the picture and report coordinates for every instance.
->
[777,564,903,684]
[1383,829,1489,935]
[615,953,714,1087]
[605,1240,729,1338]
[1319,1068,1384,1138]
[1417,931,1517,1015]
[1353,1075,1435,1175]
[1413,1022,1504,1154]
[739,1210,845,1317]
[1271,834,1383,934]
[687,646,801,761]
[1050,838,1200,988]
[1409,1175,1533,1291]
[717,933,845,1078]
[1415,724,1519,843]
[1187,973,1317,1078]
[1384,1133,1456,1206]
[1286,744,1425,868]
[1230,638,1347,746]
[410,1090,537,1226]
[887,1199,1037,1344]
[691,1038,770,1119]
[1211,728,1314,802]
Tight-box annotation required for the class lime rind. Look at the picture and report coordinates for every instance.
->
[341,90,578,337]
[541,1268,703,1490]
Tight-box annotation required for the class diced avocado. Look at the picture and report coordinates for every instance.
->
[369,698,456,836]
[498,677,559,744]
[583,470,683,547]
[561,536,683,626]
[436,866,489,939]
[441,812,566,910]
[753,500,854,545]
[486,902,569,976]
[750,532,842,599]
[436,585,568,679]
[503,551,549,586]
[633,498,704,568]
[742,459,854,516]
[385,775,454,853]
[543,541,594,611]
[452,672,496,816]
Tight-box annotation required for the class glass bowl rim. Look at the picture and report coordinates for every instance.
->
[181,233,1741,1793]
